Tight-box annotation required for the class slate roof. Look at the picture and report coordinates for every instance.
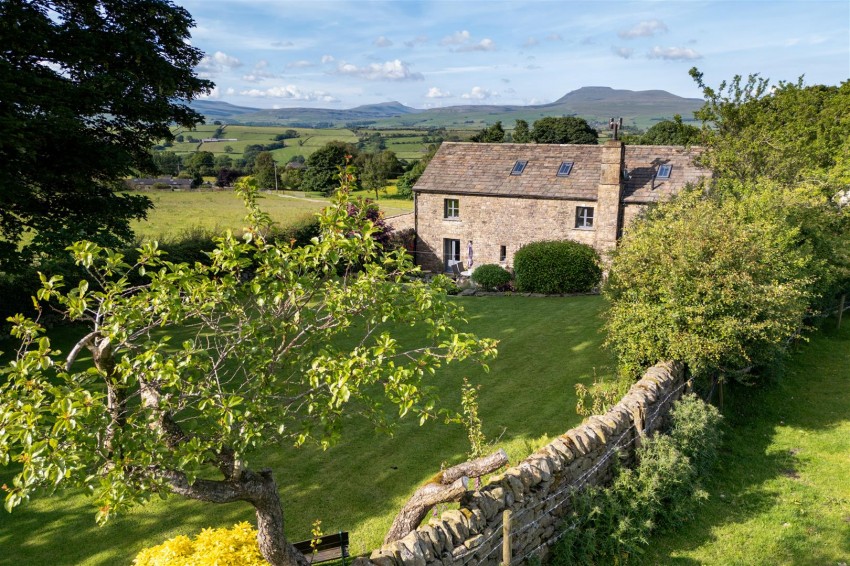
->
[623,145,707,203]
[413,142,707,202]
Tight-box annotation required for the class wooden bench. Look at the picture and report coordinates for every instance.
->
[292,531,349,565]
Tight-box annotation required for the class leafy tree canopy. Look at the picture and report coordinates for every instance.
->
[470,121,505,143]
[689,68,850,186]
[301,141,358,196]
[0,0,212,268]
[512,119,531,143]
[0,173,497,565]
[531,116,598,145]
[253,151,279,189]
[635,115,701,146]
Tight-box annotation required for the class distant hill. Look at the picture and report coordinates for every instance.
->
[190,87,704,130]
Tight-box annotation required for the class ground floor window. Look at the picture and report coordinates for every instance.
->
[500,245,507,262]
[575,206,594,229]
[443,238,461,272]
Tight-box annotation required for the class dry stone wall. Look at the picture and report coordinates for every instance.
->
[354,361,687,566]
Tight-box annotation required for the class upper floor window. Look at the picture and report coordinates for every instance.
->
[511,160,528,175]
[656,164,672,179]
[557,161,574,177]
[444,198,459,219]
[575,206,594,229]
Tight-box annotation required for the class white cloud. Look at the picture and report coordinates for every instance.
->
[336,59,424,81]
[619,19,668,39]
[426,87,452,98]
[612,46,634,59]
[286,60,314,69]
[457,38,496,52]
[461,86,496,100]
[373,36,393,48]
[198,86,221,99]
[647,46,702,60]
[239,85,337,102]
[225,87,235,96]
[321,55,335,64]
[546,33,563,42]
[404,34,428,48]
[523,37,539,48]
[196,51,243,75]
[271,40,295,48]
[254,60,269,70]
[440,30,471,46]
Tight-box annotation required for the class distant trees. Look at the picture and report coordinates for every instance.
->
[397,144,439,199]
[216,168,241,188]
[302,142,358,195]
[632,115,701,146]
[151,152,182,176]
[253,151,279,189]
[512,119,532,143]
[274,129,300,141]
[470,121,505,143]
[0,0,211,268]
[530,116,598,144]
[360,150,401,199]
[185,151,216,176]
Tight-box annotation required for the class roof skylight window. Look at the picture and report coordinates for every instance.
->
[557,161,574,177]
[656,164,672,179]
[511,160,528,175]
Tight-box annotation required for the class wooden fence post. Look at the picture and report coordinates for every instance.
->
[501,509,512,566]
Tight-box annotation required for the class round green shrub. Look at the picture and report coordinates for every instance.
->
[513,240,601,294]
[471,264,512,291]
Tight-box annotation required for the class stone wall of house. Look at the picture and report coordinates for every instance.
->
[414,192,601,273]
[354,361,688,566]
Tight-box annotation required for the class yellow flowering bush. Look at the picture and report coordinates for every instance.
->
[133,522,266,566]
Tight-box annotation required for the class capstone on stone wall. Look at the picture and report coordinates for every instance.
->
[415,192,599,273]
[353,361,687,566]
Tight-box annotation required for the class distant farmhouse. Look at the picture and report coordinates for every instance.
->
[412,141,707,272]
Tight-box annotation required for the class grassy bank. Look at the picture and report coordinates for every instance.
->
[0,295,611,565]
[643,319,850,565]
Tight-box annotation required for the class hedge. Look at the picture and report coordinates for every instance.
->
[513,240,601,294]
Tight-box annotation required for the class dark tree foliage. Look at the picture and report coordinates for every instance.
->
[396,144,439,199]
[636,115,701,146]
[253,152,279,189]
[470,121,505,143]
[216,168,241,188]
[531,116,598,145]
[512,119,531,143]
[302,142,358,196]
[151,152,182,176]
[0,0,212,268]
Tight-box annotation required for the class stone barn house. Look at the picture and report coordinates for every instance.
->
[411,140,707,273]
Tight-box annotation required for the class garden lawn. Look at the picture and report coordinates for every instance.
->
[129,189,412,240]
[0,295,612,565]
[643,318,850,565]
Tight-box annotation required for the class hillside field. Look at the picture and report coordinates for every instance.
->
[129,189,413,240]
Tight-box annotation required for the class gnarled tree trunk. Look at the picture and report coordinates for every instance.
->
[384,449,508,544]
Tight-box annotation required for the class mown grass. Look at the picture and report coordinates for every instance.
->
[130,189,412,240]
[0,295,612,565]
[643,318,850,565]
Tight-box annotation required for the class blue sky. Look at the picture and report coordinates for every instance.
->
[175,0,850,109]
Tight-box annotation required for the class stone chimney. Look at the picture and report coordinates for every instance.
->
[595,140,624,258]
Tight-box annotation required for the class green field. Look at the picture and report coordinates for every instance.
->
[130,189,413,240]
[643,318,850,565]
[0,295,612,565]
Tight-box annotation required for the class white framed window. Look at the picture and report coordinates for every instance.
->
[575,206,594,229]
[656,164,672,179]
[444,198,459,219]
